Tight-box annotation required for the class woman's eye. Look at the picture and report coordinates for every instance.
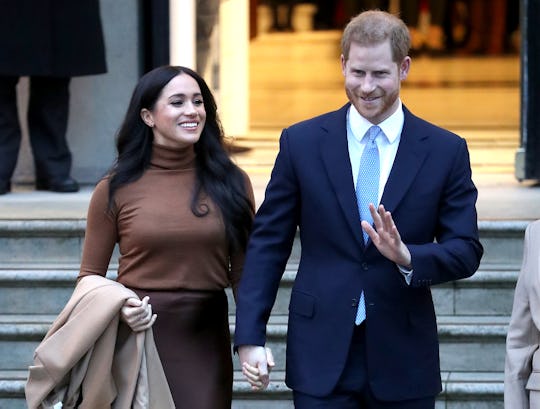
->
[171,100,183,106]
[194,99,204,106]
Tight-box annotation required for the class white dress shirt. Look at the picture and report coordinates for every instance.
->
[346,101,413,283]
[347,101,403,199]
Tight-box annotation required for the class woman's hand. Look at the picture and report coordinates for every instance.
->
[239,346,275,390]
[120,296,157,332]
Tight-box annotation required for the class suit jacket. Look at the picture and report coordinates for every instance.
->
[25,275,174,409]
[505,220,540,409]
[234,104,483,401]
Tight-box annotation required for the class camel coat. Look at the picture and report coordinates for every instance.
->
[505,220,540,408]
[25,275,174,409]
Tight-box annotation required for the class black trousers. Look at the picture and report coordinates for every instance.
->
[293,323,436,409]
[0,76,72,184]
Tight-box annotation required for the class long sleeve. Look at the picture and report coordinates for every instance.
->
[228,171,256,299]
[78,178,118,279]
[505,222,540,408]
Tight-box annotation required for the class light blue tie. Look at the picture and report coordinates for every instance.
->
[355,125,381,325]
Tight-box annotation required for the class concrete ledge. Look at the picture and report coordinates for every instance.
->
[0,220,86,237]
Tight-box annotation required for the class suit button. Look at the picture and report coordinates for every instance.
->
[351,298,358,307]
[361,262,369,270]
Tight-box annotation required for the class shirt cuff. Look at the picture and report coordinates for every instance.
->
[397,264,413,285]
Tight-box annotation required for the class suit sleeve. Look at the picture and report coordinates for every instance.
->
[505,223,540,408]
[234,129,300,347]
[407,138,483,286]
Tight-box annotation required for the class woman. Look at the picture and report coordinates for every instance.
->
[505,220,540,408]
[78,65,255,408]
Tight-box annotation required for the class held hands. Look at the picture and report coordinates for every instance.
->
[120,296,157,332]
[238,345,275,390]
[362,204,412,268]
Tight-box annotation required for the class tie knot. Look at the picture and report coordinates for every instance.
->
[366,126,381,144]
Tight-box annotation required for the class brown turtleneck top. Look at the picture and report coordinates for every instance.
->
[78,143,254,293]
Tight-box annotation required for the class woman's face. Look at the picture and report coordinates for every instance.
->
[141,73,207,149]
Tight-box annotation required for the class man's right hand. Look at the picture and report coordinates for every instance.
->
[238,345,275,390]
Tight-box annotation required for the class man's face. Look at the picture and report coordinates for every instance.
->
[341,40,410,124]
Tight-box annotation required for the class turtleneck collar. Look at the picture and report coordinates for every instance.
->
[149,143,196,170]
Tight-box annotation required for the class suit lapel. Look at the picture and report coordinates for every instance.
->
[320,104,366,249]
[381,108,429,212]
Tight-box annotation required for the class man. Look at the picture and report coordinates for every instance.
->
[235,10,483,409]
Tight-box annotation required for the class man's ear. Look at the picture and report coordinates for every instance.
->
[340,54,347,76]
[140,108,154,127]
[399,56,411,80]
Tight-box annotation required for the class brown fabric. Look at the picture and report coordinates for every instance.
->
[79,142,254,292]
[77,143,253,407]
[133,288,233,409]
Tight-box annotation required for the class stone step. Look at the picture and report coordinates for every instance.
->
[0,369,504,409]
[0,265,520,317]
[236,315,509,373]
[0,218,529,269]
[0,220,86,267]
[0,313,508,374]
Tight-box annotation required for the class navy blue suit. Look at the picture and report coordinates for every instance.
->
[234,104,483,401]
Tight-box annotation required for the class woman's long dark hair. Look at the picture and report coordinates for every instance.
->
[107,65,253,253]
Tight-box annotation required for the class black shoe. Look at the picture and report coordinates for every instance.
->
[36,177,79,193]
[0,181,10,195]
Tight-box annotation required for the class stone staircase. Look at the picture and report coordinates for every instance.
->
[0,217,530,408]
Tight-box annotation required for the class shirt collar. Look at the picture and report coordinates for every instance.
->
[348,100,404,145]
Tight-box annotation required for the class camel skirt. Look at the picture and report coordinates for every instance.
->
[133,288,233,409]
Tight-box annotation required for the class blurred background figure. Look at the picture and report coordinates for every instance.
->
[458,0,507,55]
[400,0,448,55]
[197,0,220,74]
[264,0,299,31]
[335,0,390,28]
[0,0,107,194]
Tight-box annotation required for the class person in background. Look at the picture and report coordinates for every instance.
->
[78,65,255,409]
[0,0,107,194]
[335,0,389,29]
[505,220,540,408]
[197,0,220,75]
[235,9,483,408]
[266,0,299,31]
[400,0,448,55]
[458,0,507,55]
